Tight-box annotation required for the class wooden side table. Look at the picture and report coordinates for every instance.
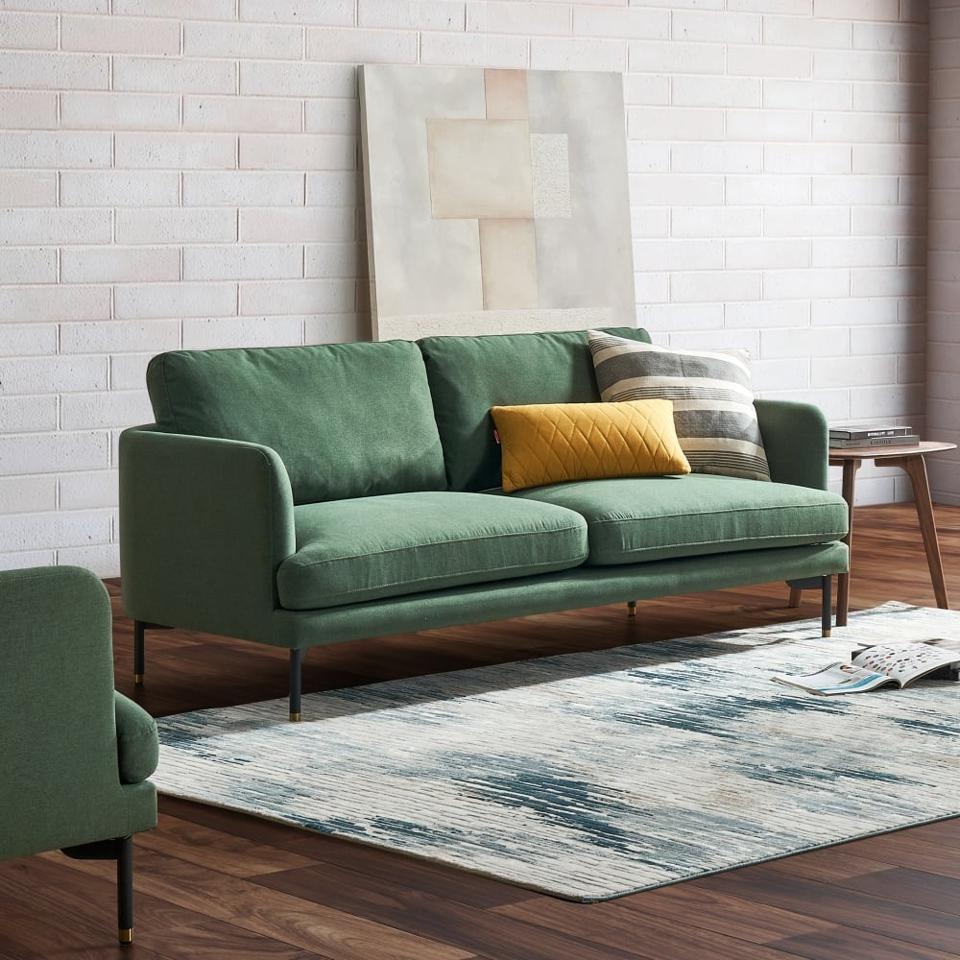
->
[790,441,956,625]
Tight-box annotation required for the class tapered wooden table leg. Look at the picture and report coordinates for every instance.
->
[830,441,955,621]
[836,458,860,627]
[788,587,802,608]
[888,454,950,609]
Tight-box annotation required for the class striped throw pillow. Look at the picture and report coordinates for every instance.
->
[588,330,771,482]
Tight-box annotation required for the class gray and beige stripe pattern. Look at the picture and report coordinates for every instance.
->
[589,330,771,481]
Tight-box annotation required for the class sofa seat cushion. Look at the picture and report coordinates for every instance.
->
[511,475,847,566]
[277,492,589,611]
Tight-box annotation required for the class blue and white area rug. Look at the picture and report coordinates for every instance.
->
[154,602,959,901]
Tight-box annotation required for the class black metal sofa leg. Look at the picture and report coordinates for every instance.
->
[821,574,833,638]
[117,836,133,944]
[133,620,145,686]
[62,836,135,944]
[289,648,303,722]
[786,576,834,638]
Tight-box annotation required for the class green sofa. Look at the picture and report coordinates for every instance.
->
[0,566,158,945]
[120,327,849,721]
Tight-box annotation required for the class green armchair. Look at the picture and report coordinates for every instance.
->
[0,566,158,945]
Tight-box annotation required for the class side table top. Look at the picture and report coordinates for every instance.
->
[829,440,957,462]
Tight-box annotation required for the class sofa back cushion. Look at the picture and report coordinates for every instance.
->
[147,341,447,504]
[418,327,651,491]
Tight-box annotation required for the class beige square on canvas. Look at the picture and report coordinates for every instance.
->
[479,219,538,310]
[427,119,534,220]
[484,69,528,119]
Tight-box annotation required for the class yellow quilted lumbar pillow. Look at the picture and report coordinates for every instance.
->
[490,399,691,494]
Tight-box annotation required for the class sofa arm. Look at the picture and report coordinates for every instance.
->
[119,426,295,644]
[755,400,830,490]
[115,693,158,785]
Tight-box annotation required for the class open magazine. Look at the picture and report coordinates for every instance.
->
[773,639,960,696]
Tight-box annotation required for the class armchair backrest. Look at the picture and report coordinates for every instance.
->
[0,566,123,860]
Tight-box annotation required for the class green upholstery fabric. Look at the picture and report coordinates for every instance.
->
[115,693,159,786]
[418,327,651,492]
[277,491,588,610]
[147,340,446,504]
[512,475,848,565]
[755,399,830,490]
[275,542,849,648]
[0,566,157,862]
[121,331,846,669]
[120,426,295,644]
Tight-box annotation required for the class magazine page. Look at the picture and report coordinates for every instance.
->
[772,662,893,696]
[852,641,960,688]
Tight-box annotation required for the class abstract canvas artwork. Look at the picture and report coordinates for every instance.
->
[359,65,635,341]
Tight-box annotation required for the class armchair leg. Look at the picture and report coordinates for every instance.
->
[133,620,145,685]
[821,575,833,638]
[289,648,303,722]
[627,600,637,618]
[117,836,133,944]
[62,836,135,945]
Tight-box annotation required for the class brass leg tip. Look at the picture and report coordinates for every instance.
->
[289,711,302,722]
[822,628,832,638]
[134,674,144,685]
[119,928,134,945]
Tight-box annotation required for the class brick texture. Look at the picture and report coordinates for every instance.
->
[0,2,929,575]
[926,1,959,505]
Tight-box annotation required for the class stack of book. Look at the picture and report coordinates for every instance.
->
[829,424,919,449]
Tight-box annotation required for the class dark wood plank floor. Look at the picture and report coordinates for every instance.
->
[2,503,959,959]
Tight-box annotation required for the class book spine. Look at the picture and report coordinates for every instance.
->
[832,435,920,448]
[829,428,911,439]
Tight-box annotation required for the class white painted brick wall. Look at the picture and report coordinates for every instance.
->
[927,0,960,504]
[0,1,929,575]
